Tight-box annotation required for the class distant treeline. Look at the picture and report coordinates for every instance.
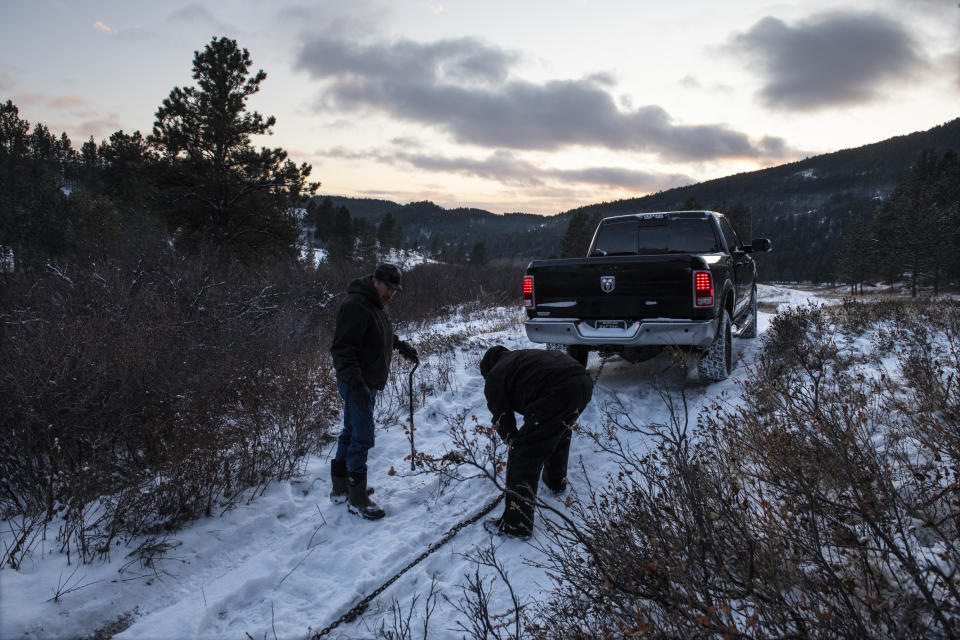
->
[304,196,562,266]
[312,117,960,290]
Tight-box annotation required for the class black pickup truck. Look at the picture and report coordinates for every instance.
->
[523,210,771,382]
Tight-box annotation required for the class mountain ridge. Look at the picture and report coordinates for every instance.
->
[313,117,960,276]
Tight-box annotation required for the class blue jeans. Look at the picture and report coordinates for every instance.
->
[334,380,379,473]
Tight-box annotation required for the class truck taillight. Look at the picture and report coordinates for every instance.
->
[523,276,535,309]
[694,270,714,307]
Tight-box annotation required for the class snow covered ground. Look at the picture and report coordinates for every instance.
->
[1,284,826,640]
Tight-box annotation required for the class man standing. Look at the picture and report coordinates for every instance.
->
[330,263,418,520]
[479,346,593,538]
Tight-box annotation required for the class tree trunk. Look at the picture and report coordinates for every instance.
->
[911,252,918,298]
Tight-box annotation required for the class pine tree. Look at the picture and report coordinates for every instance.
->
[429,235,443,260]
[469,242,486,267]
[377,212,402,251]
[0,101,32,264]
[305,198,320,229]
[834,214,870,294]
[97,130,154,211]
[354,217,377,261]
[79,137,99,188]
[0,101,71,268]
[872,149,960,296]
[560,210,594,257]
[927,151,960,294]
[311,196,335,243]
[149,37,318,263]
[712,200,753,240]
[328,205,354,262]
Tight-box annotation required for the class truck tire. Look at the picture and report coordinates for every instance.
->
[740,286,758,339]
[698,310,732,382]
[566,344,589,367]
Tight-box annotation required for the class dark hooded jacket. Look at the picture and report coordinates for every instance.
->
[480,347,588,433]
[330,276,402,390]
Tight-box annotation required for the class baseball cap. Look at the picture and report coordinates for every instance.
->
[373,263,403,291]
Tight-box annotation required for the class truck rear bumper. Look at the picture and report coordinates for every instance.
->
[524,317,717,348]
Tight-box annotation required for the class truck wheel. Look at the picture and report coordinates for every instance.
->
[740,286,758,339]
[566,345,589,367]
[698,310,732,382]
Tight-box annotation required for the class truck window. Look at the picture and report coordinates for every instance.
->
[665,217,720,253]
[591,219,640,255]
[719,217,742,252]
[591,215,720,255]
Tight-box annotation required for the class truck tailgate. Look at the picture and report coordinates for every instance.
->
[530,255,700,320]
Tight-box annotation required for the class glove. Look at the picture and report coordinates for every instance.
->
[397,341,419,363]
[352,382,372,406]
[495,419,519,444]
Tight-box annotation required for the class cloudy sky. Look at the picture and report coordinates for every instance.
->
[2,1,958,214]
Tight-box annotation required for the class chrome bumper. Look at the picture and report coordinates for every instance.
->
[524,317,717,348]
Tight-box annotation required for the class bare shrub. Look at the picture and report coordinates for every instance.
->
[374,576,441,640]
[388,262,524,325]
[446,543,528,640]
[414,408,508,493]
[0,250,338,567]
[530,300,960,639]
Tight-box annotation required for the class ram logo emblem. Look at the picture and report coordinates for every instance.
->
[600,275,615,293]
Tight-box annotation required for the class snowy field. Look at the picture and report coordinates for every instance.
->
[1,284,826,640]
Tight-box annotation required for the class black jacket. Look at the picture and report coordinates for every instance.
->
[330,276,404,390]
[482,348,588,433]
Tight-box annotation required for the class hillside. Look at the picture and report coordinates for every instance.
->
[315,117,960,277]
[314,198,567,262]
[563,117,960,220]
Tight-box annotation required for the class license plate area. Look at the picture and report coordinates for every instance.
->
[594,320,626,330]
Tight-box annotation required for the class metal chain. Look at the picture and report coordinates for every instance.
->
[311,494,504,639]
[592,353,607,385]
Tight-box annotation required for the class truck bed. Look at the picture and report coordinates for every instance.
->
[527,254,714,322]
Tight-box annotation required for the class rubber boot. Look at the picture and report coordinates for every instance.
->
[330,459,349,504]
[347,471,385,520]
[483,515,532,540]
[331,459,374,504]
[541,427,572,494]
[541,466,567,495]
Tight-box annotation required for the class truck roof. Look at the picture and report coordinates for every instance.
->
[600,210,720,223]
